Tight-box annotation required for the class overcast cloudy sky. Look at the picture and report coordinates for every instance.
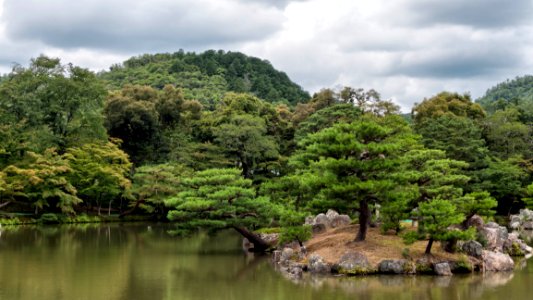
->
[1,0,532,110]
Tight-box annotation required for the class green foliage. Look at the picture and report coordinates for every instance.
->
[294,103,361,142]
[453,191,497,221]
[213,114,279,178]
[483,108,531,159]
[1,149,81,214]
[415,114,488,165]
[165,168,280,231]
[0,55,107,158]
[523,183,533,209]
[476,75,533,114]
[65,141,131,214]
[413,91,486,125]
[287,115,419,240]
[99,50,310,107]
[405,198,474,254]
[131,163,192,217]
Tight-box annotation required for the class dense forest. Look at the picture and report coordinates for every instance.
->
[1,51,533,252]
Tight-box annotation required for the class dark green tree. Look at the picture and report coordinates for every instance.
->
[290,115,418,241]
[165,168,280,251]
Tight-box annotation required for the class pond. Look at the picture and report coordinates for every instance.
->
[0,223,531,300]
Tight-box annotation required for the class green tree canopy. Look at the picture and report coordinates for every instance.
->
[165,168,280,251]
[289,115,419,241]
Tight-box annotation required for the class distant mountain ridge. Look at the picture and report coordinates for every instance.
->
[476,75,533,112]
[99,50,310,107]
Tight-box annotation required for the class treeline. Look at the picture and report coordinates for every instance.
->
[1,54,533,254]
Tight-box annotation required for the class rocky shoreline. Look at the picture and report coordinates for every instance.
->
[265,209,533,280]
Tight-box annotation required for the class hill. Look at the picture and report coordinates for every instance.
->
[476,75,533,112]
[98,50,310,107]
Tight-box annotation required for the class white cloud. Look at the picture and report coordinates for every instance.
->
[1,0,533,112]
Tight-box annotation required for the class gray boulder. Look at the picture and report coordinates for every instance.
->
[479,223,508,252]
[462,240,483,258]
[314,213,331,228]
[326,209,339,220]
[280,248,295,266]
[308,253,331,274]
[330,214,351,228]
[482,250,514,272]
[378,259,415,274]
[466,214,485,230]
[312,223,327,234]
[504,232,533,256]
[523,221,533,230]
[434,262,452,276]
[335,251,373,275]
[272,250,282,264]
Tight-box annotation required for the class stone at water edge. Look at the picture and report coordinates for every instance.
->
[280,248,295,266]
[482,250,514,272]
[434,262,452,276]
[479,222,508,252]
[462,240,483,259]
[307,253,331,274]
[504,232,533,256]
[334,251,373,275]
[378,259,415,274]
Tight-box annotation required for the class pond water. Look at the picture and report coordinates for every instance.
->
[0,223,531,300]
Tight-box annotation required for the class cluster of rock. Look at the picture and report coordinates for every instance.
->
[273,248,476,279]
[272,211,533,279]
[509,209,533,231]
[304,209,351,234]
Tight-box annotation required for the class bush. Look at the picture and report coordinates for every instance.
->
[38,213,60,224]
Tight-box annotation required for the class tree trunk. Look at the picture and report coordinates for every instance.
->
[108,200,113,216]
[233,226,271,252]
[355,199,369,241]
[425,238,434,255]
[0,201,12,209]
[119,198,145,218]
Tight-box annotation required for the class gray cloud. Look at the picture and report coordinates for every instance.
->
[3,0,285,52]
[394,0,533,28]
[394,48,521,78]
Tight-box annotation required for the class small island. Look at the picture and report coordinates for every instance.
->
[269,209,533,279]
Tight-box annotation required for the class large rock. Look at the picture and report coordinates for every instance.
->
[259,233,279,245]
[280,248,295,266]
[466,214,485,230]
[330,214,351,228]
[312,223,327,234]
[334,251,373,275]
[415,257,434,274]
[308,253,331,274]
[523,221,533,230]
[314,213,331,228]
[462,240,483,258]
[378,259,415,274]
[504,232,533,256]
[479,222,508,252]
[326,209,339,220]
[434,262,452,276]
[482,250,514,272]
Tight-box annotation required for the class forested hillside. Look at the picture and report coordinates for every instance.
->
[99,50,310,108]
[1,54,533,252]
[476,75,533,115]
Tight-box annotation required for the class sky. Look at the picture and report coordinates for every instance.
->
[1,0,532,111]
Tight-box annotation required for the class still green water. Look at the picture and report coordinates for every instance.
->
[0,223,531,300]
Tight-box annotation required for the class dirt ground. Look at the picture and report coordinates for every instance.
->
[304,224,461,266]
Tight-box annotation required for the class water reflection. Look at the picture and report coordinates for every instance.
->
[0,224,531,300]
